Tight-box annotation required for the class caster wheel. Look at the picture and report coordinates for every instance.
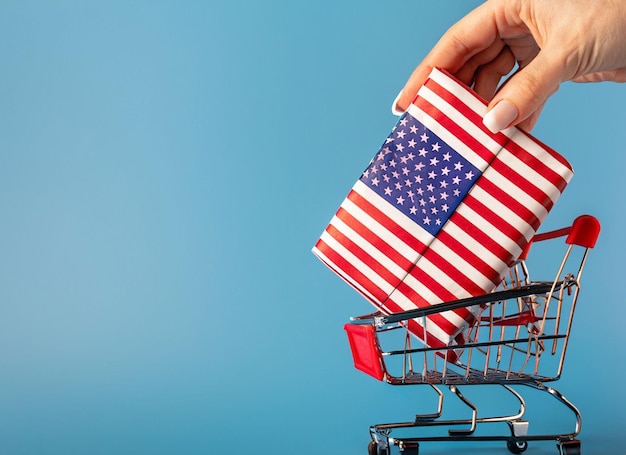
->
[507,439,528,454]
[368,440,387,455]
[399,442,419,455]
[558,439,581,455]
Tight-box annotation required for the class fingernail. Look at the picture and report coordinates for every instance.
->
[483,100,518,133]
[391,90,405,116]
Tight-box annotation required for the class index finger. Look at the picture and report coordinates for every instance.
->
[394,2,500,112]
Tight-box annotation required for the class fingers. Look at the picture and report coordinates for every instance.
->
[392,2,499,114]
[484,54,566,131]
[471,46,516,100]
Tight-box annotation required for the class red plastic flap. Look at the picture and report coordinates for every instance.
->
[566,215,601,248]
[344,324,384,381]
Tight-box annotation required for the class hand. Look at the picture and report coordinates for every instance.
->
[393,0,626,132]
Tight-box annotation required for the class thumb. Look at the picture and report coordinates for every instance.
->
[483,54,567,132]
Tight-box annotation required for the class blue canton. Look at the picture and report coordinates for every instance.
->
[360,113,480,236]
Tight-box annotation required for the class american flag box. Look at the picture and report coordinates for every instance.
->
[313,68,573,359]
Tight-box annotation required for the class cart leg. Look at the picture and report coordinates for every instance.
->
[558,439,581,455]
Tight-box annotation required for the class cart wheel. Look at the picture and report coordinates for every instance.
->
[399,442,419,455]
[368,440,387,455]
[558,439,581,455]
[507,439,528,454]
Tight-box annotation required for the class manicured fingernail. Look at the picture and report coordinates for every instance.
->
[391,90,405,116]
[483,100,518,133]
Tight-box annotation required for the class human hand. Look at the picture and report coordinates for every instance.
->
[392,0,626,132]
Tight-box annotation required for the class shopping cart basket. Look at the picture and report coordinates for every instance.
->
[345,214,600,455]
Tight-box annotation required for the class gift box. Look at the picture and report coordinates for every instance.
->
[312,68,573,358]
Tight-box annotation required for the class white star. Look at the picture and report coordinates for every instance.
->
[397,129,406,139]
[420,133,429,142]
[395,182,402,190]
[423,216,431,225]
[384,187,392,196]
[441,204,449,212]
[406,152,415,160]
[396,196,405,205]
[415,162,425,171]
[426,184,435,192]
[402,167,410,176]
[428,171,437,179]
[431,142,441,152]
[439,180,448,189]
[404,179,412,187]
[396,143,404,152]
[452,176,461,185]
[441,166,450,176]
[442,152,451,161]
[399,117,408,126]
[454,161,463,170]
[410,125,418,134]
[465,171,474,180]
[429,157,439,166]
[410,206,417,215]
[371,177,379,186]
[440,191,449,200]
[418,148,428,157]
[407,139,417,148]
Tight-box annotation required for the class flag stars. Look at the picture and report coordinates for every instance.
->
[360,114,480,236]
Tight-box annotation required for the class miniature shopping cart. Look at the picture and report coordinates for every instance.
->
[345,215,600,455]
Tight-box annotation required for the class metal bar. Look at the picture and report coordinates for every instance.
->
[377,282,562,325]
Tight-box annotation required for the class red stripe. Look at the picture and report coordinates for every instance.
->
[347,189,430,255]
[475,177,542,232]
[335,207,413,272]
[325,223,401,291]
[424,78,510,148]
[433,228,501,288]
[449,211,520,267]
[414,95,497,164]
[501,141,569,194]
[463,194,528,253]
[397,269,474,322]
[313,238,388,303]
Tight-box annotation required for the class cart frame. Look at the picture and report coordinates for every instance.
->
[345,215,600,455]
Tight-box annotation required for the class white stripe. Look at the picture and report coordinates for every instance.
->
[425,235,496,291]
[454,203,524,259]
[352,180,434,247]
[495,148,565,207]
[470,184,534,243]
[311,246,380,304]
[328,214,407,280]
[317,231,395,296]
[418,85,504,163]
[483,167,549,220]
[443,220,510,273]
[507,130,574,181]
[406,103,489,171]
[429,68,488,117]
[340,196,420,264]
[385,287,456,344]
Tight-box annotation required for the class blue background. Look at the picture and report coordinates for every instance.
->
[0,1,623,454]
